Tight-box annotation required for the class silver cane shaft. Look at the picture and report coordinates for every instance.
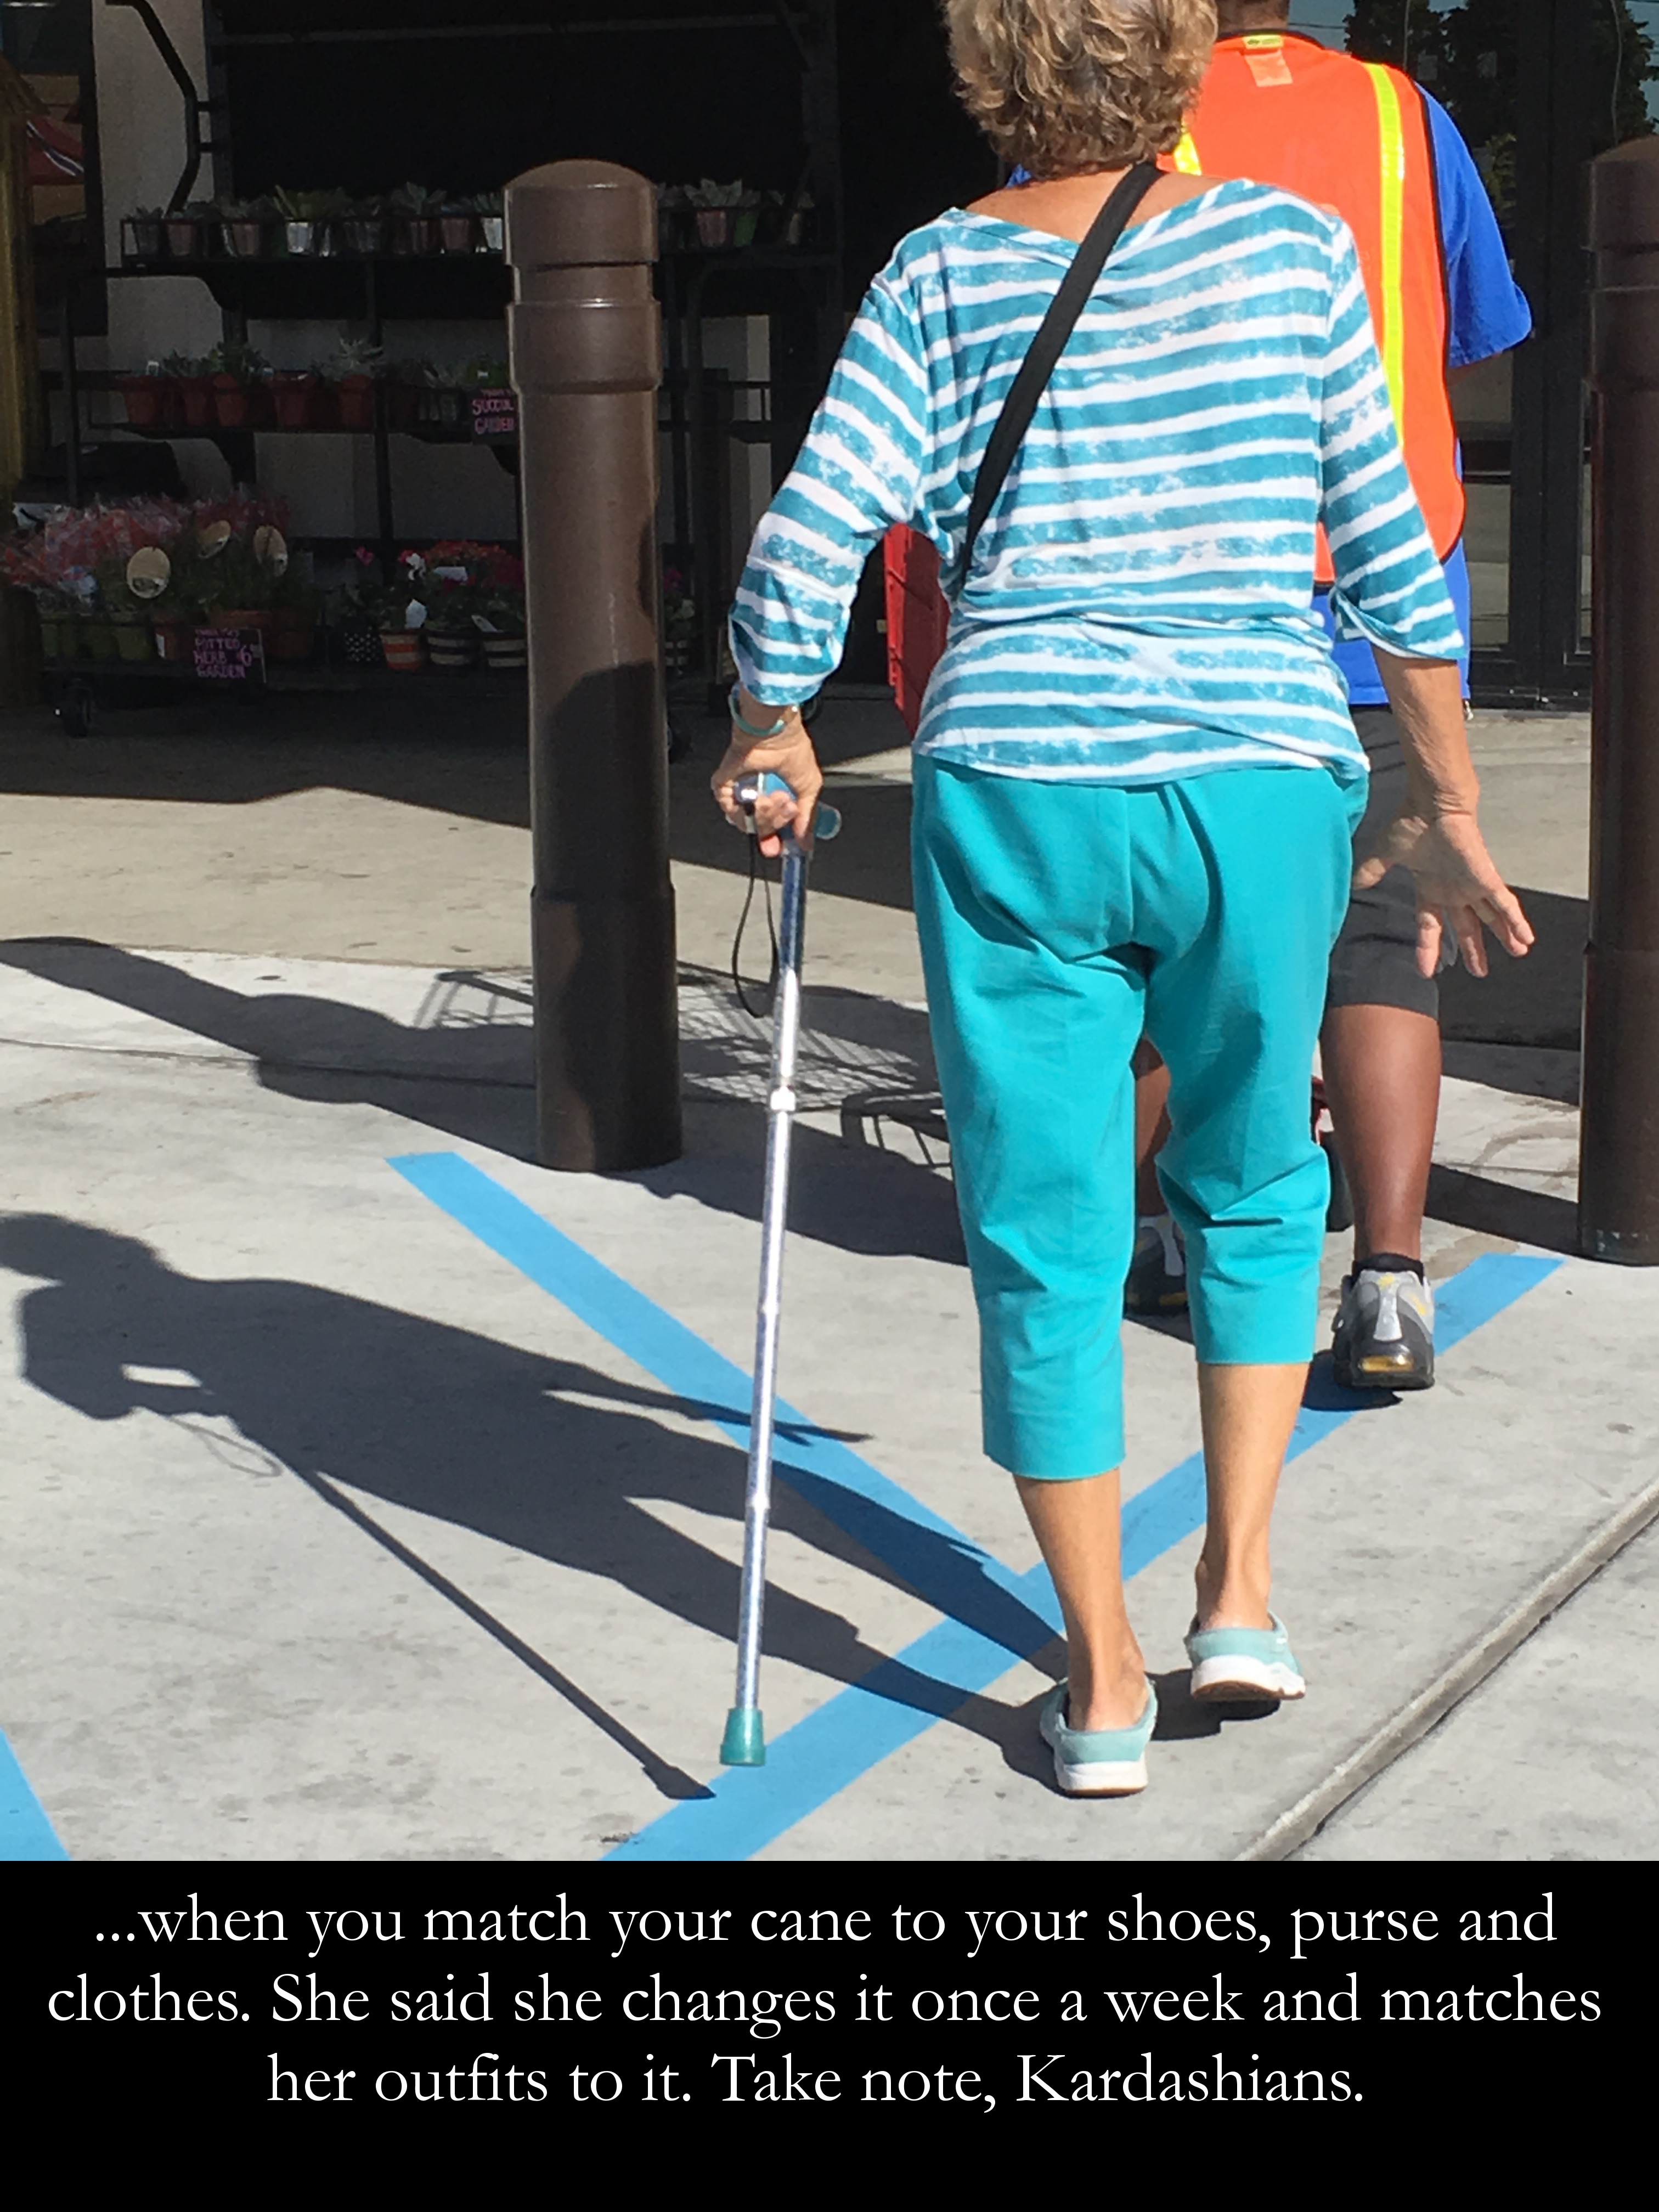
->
[731,844,808,1716]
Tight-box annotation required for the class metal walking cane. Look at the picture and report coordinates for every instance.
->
[720,769,842,1767]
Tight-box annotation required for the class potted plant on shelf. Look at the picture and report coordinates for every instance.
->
[117,360,179,433]
[160,351,215,429]
[391,183,446,256]
[273,187,348,257]
[469,190,504,253]
[163,200,215,260]
[207,340,272,429]
[418,552,481,669]
[123,207,165,263]
[689,178,744,249]
[269,366,322,430]
[216,195,276,259]
[325,336,384,429]
[477,586,527,672]
[663,564,696,676]
[438,200,476,253]
[339,196,389,257]
[366,578,426,670]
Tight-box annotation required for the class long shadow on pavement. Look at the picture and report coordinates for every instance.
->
[0,939,967,1263]
[0,1213,1026,1801]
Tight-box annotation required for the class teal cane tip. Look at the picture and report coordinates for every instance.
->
[720,1708,766,1766]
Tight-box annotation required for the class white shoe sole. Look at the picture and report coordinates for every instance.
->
[1189,1656,1306,1702]
[1052,1751,1148,1797]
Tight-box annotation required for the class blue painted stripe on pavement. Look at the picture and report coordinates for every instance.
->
[388,1154,1560,1860]
[390,1153,1054,1676]
[613,1252,1561,1860]
[1,1728,68,1862]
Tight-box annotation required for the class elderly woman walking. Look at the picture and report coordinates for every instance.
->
[713,0,1530,1797]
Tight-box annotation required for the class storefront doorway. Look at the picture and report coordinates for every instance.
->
[1296,1,1657,704]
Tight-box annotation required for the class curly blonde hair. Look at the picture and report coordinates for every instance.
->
[946,0,1216,177]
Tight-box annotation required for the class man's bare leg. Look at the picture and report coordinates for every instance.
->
[1319,1002,1440,1262]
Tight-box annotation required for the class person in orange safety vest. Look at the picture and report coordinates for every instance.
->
[1126,0,1532,1397]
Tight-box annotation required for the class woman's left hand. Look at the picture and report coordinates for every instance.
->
[710,695,825,857]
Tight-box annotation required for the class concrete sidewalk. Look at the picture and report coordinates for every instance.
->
[0,939,1651,1863]
[0,695,1652,1863]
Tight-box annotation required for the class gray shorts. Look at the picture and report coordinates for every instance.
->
[1324,705,1439,1022]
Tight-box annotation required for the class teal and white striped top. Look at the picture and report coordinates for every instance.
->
[730,179,1464,786]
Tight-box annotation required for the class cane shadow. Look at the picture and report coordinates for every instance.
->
[0,1214,1051,1795]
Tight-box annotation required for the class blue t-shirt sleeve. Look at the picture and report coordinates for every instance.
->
[1424,92,1532,366]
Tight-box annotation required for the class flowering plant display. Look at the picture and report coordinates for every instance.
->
[0,493,308,622]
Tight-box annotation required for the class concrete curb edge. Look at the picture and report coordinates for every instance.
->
[1237,1472,1659,1862]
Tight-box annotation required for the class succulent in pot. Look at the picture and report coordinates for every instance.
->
[339,198,388,256]
[438,203,476,253]
[206,340,272,428]
[163,201,214,259]
[269,369,321,429]
[467,190,504,253]
[217,195,275,259]
[274,187,349,256]
[162,351,216,428]
[125,207,165,262]
[325,335,385,429]
[391,183,446,255]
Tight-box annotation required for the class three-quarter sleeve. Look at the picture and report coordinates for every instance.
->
[729,270,930,705]
[1317,225,1465,664]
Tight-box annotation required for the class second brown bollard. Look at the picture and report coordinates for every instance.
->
[1582,138,1659,1261]
[507,160,682,1171]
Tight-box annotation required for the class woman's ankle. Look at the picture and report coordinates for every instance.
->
[1064,1647,1148,1731]
[1193,1553,1273,1632]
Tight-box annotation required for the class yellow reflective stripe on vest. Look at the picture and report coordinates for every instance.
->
[1172,131,1201,175]
[1362,61,1409,445]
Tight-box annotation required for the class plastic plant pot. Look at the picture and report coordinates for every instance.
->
[439,214,476,253]
[212,374,254,428]
[479,216,504,253]
[112,622,154,662]
[118,375,167,431]
[164,216,205,259]
[339,622,380,667]
[695,207,735,249]
[334,376,376,430]
[425,627,477,671]
[178,377,216,428]
[482,634,527,672]
[263,610,317,662]
[125,217,165,262]
[341,217,387,256]
[270,372,320,429]
[399,217,442,255]
[380,629,424,672]
[221,220,268,259]
[733,207,759,248]
[283,221,324,256]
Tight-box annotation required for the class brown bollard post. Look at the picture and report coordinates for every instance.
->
[1582,139,1659,1261]
[507,160,681,1171]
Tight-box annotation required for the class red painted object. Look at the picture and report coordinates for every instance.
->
[882,524,950,737]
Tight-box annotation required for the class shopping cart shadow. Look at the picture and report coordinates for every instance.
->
[0,1212,1056,1804]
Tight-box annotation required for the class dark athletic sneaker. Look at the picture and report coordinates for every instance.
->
[1125,1212,1188,1314]
[1331,1265,1435,1391]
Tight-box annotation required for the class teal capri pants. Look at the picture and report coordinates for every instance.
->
[911,756,1362,1481]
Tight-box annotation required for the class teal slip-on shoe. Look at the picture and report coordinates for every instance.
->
[1038,1679,1157,1797]
[1185,1614,1306,1702]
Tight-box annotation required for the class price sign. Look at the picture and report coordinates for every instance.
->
[192,627,265,681]
[471,387,517,439]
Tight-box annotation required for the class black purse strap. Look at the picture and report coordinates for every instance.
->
[960,161,1161,579]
